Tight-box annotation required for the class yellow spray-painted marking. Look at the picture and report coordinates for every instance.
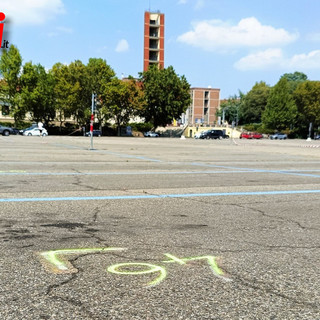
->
[38,247,126,274]
[38,249,231,285]
[163,254,231,282]
[107,262,167,287]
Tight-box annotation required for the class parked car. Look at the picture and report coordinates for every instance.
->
[11,128,20,135]
[314,134,320,140]
[239,132,252,139]
[85,130,102,137]
[19,124,38,135]
[0,125,15,136]
[144,131,159,137]
[270,132,287,140]
[252,132,263,139]
[23,127,48,136]
[194,131,208,139]
[200,129,229,139]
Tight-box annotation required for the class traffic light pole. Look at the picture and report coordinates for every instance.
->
[90,93,94,150]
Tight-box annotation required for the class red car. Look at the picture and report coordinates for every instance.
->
[252,132,263,139]
[239,132,252,139]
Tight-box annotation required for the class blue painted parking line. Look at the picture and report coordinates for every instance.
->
[1,189,320,203]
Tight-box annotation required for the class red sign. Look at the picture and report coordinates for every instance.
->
[90,114,94,133]
[0,12,9,49]
[0,12,5,46]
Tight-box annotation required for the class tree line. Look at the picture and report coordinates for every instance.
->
[0,45,191,134]
[1,45,319,138]
[220,72,320,138]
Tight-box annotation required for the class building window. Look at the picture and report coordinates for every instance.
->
[149,39,158,49]
[204,90,209,112]
[149,27,159,38]
[149,51,158,61]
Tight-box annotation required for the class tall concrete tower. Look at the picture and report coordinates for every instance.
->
[143,11,165,71]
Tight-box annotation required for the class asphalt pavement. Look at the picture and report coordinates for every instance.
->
[0,135,319,319]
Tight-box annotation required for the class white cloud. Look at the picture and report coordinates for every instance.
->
[234,49,283,70]
[234,49,320,71]
[177,17,298,52]
[115,39,129,53]
[288,50,320,69]
[178,0,187,4]
[1,0,65,25]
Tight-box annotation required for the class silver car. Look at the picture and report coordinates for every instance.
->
[270,132,287,140]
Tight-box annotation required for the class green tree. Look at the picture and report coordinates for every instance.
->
[139,65,191,130]
[51,59,115,130]
[281,71,308,94]
[262,77,297,131]
[18,62,56,124]
[103,78,145,136]
[240,82,270,124]
[0,45,22,121]
[51,60,91,127]
[86,58,115,129]
[86,58,115,94]
[50,62,74,130]
[67,60,91,126]
[294,81,320,136]
[219,93,243,125]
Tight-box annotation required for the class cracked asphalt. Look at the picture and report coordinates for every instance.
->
[0,135,319,319]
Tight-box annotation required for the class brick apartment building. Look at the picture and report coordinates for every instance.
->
[184,87,220,127]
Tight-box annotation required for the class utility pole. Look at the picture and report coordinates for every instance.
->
[90,93,95,150]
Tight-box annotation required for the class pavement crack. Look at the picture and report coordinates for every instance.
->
[71,175,101,191]
[92,207,100,223]
[45,255,107,319]
[232,203,320,232]
[229,273,319,310]
[236,239,320,251]
[83,231,107,244]
[46,273,77,296]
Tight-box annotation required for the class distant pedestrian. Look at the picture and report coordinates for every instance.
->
[38,121,43,137]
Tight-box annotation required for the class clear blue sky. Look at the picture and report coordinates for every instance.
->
[2,0,320,98]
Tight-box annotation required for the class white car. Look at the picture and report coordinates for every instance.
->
[194,130,208,139]
[23,127,48,136]
[144,131,159,137]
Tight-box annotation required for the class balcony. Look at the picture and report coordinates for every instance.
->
[149,39,159,50]
[149,27,159,38]
[149,52,158,61]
